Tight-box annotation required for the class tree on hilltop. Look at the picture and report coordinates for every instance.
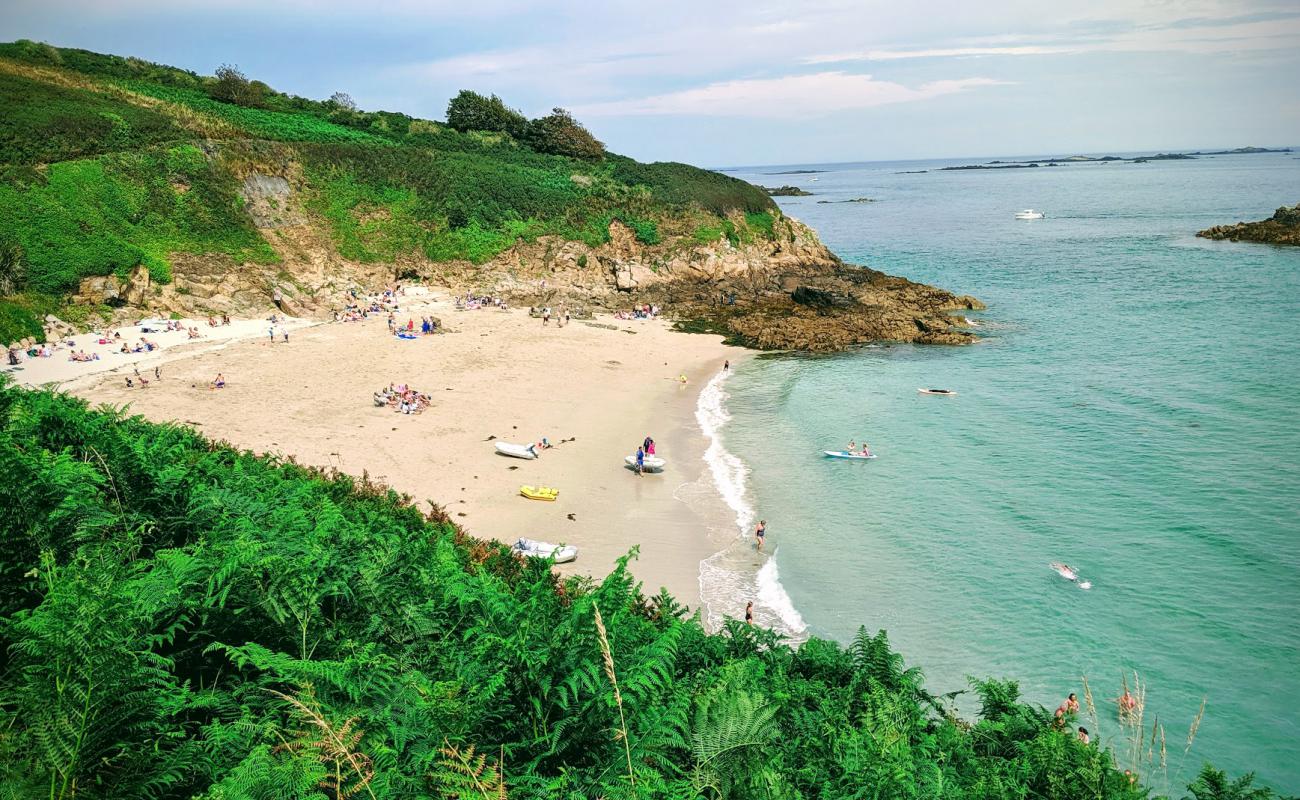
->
[524,107,605,160]
[328,91,358,111]
[445,90,527,138]
[210,63,268,108]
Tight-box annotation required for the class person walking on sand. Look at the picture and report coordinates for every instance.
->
[745,601,754,625]
[755,519,767,551]
[724,359,730,371]
[268,325,275,343]
[282,328,289,343]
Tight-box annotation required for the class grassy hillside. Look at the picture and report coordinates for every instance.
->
[0,40,776,342]
[3,379,1277,799]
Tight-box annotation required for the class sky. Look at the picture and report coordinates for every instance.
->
[3,0,1298,166]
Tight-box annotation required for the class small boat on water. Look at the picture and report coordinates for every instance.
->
[625,454,667,471]
[520,485,559,501]
[1015,209,1045,220]
[917,388,957,396]
[513,538,578,563]
[495,441,538,459]
[823,450,876,460]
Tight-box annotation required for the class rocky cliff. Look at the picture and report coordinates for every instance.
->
[72,161,980,351]
[1197,204,1300,246]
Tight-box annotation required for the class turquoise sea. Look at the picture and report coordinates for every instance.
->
[703,151,1299,790]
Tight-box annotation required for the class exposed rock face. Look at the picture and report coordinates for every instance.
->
[1197,204,1300,246]
[73,265,151,307]
[425,215,982,351]
[73,147,981,352]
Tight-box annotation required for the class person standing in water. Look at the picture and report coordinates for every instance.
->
[745,602,754,625]
[724,360,730,371]
[755,520,767,551]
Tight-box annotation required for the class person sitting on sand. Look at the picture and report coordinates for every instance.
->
[211,373,225,389]
[125,377,134,388]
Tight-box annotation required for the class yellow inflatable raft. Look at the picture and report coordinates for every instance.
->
[520,485,559,501]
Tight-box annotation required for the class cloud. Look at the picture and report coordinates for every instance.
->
[805,46,1075,64]
[805,11,1300,64]
[572,72,1007,118]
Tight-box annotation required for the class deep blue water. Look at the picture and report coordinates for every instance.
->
[715,151,1300,790]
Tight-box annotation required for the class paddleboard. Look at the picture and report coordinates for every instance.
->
[823,450,877,460]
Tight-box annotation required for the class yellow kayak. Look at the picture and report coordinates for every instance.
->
[520,485,559,501]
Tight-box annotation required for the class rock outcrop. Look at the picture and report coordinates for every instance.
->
[1197,204,1300,246]
[420,215,982,351]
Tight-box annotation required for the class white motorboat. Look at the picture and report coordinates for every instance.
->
[513,538,578,563]
[917,388,957,396]
[625,454,666,471]
[823,450,876,460]
[1015,209,1045,220]
[495,441,538,459]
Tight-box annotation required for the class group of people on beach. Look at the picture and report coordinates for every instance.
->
[206,314,232,327]
[535,305,572,326]
[336,285,406,322]
[631,435,657,475]
[124,365,162,389]
[613,304,660,320]
[374,383,431,414]
[457,293,507,311]
[389,314,440,337]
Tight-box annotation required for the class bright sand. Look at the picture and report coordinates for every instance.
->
[24,290,743,610]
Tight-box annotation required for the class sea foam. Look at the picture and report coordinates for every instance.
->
[695,369,807,636]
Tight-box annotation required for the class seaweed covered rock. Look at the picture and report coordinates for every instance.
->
[1197,204,1300,246]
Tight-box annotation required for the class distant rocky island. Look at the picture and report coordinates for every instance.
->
[938,147,1290,171]
[760,185,814,196]
[817,197,876,204]
[1197,204,1300,246]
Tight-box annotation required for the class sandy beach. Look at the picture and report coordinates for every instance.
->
[34,290,744,610]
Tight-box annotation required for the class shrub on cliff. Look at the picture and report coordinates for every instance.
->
[446,89,528,138]
[209,63,268,108]
[524,107,605,160]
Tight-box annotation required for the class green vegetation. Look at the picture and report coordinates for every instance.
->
[0,382,1283,799]
[446,90,528,138]
[0,144,278,294]
[522,107,605,160]
[0,299,42,343]
[0,41,774,312]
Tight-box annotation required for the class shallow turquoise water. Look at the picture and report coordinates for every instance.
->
[719,152,1300,790]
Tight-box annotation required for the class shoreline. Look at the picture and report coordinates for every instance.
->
[43,290,743,612]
